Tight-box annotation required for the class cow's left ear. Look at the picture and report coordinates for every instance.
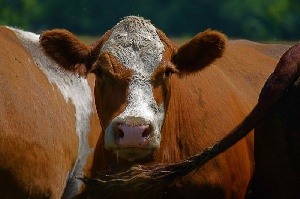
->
[40,29,99,76]
[172,29,227,72]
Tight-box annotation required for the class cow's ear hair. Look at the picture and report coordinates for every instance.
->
[172,29,227,72]
[40,29,94,75]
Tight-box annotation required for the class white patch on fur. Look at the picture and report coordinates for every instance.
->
[8,27,93,198]
[100,16,165,157]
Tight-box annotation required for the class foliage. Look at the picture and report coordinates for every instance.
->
[0,0,299,40]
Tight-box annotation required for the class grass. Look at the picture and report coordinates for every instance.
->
[77,35,102,45]
[78,35,298,46]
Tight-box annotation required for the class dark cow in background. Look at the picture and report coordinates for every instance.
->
[40,16,291,198]
[251,43,300,199]
[0,27,101,198]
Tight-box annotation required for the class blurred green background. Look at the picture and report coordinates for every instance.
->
[1,0,300,42]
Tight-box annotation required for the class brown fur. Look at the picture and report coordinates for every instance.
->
[173,29,227,72]
[0,27,101,198]
[40,29,113,76]
[40,29,90,69]
[40,19,291,198]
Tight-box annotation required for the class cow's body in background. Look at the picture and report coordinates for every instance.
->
[40,16,291,198]
[0,27,101,198]
[251,44,300,199]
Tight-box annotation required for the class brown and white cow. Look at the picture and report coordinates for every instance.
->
[40,16,291,198]
[0,27,101,198]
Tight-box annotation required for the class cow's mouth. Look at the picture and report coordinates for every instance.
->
[113,148,154,161]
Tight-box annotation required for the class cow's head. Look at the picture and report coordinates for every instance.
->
[40,16,226,161]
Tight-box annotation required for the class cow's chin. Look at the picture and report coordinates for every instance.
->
[113,148,154,162]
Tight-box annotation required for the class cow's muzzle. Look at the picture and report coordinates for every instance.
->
[105,117,160,161]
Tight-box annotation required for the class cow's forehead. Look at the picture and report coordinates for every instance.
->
[100,16,164,75]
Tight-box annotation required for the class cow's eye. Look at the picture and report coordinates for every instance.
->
[165,68,172,77]
[164,67,178,78]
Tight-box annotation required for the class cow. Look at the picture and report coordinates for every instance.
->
[40,16,291,198]
[251,43,300,199]
[0,26,101,198]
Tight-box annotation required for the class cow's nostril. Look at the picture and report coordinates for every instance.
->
[116,128,124,139]
[142,127,151,137]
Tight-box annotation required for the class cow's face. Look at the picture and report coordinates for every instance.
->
[92,18,171,161]
[40,16,226,161]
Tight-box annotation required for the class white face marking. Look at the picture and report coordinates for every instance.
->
[8,27,94,198]
[100,16,165,159]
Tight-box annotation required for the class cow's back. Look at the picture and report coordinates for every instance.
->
[218,40,290,104]
[0,27,100,198]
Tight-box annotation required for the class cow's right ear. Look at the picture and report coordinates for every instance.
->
[172,29,227,73]
[40,29,97,75]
